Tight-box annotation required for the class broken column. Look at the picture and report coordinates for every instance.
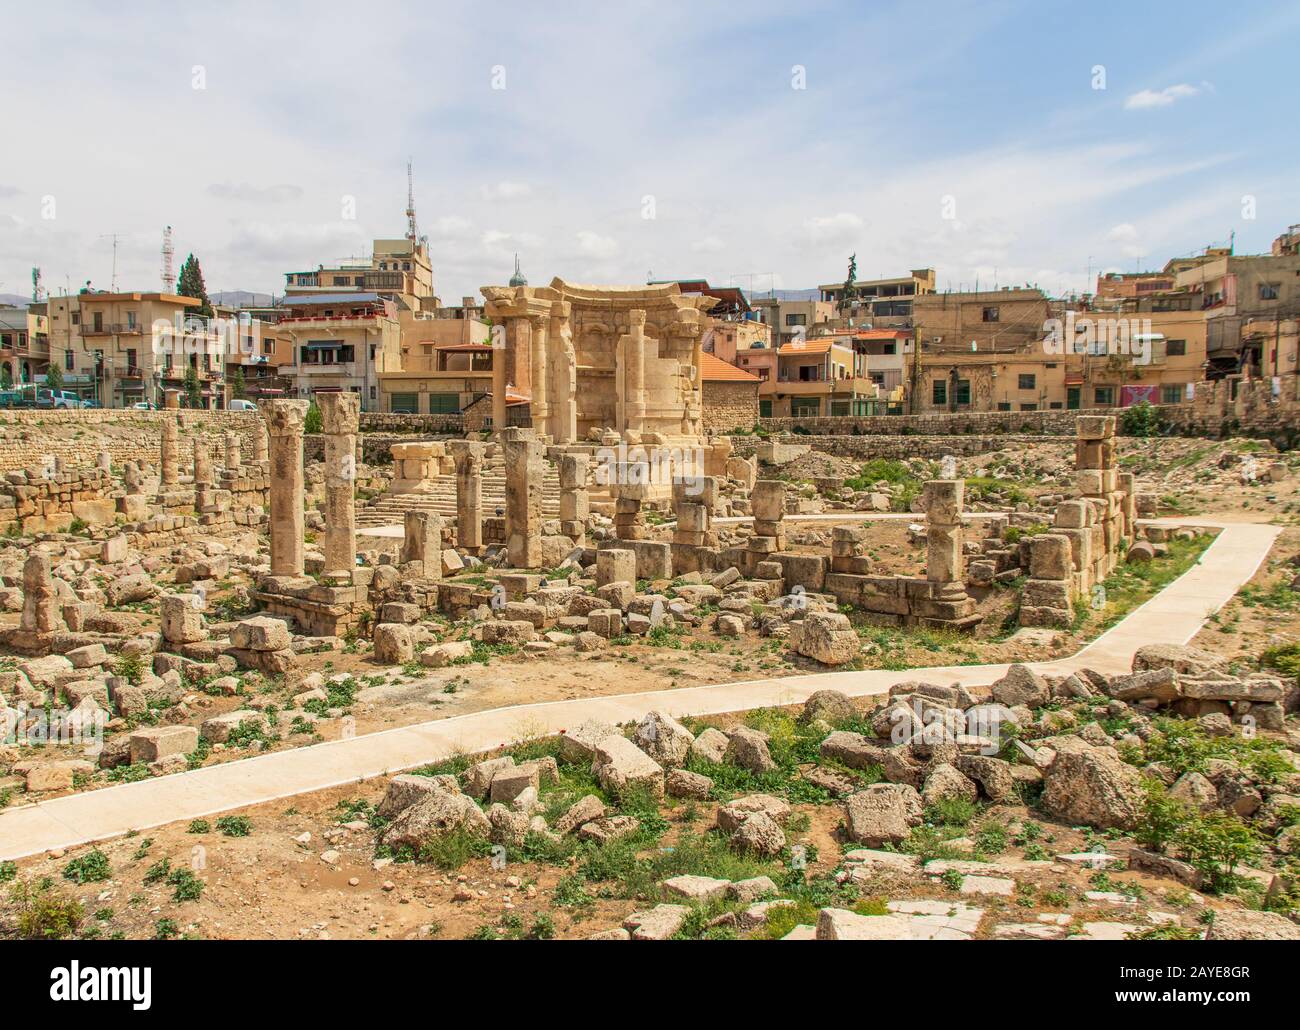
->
[914,479,980,630]
[224,431,242,471]
[400,510,444,577]
[1117,470,1137,542]
[117,461,148,520]
[558,453,589,542]
[502,428,544,568]
[449,440,485,551]
[318,392,360,580]
[265,399,309,579]
[1019,533,1075,628]
[251,421,269,464]
[1076,415,1120,577]
[672,475,717,548]
[160,418,179,488]
[19,552,65,636]
[749,479,786,554]
[831,526,871,574]
[388,441,445,493]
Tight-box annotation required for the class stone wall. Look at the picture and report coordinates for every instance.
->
[757,406,1109,437]
[702,380,759,435]
[729,433,1065,460]
[358,412,465,435]
[1161,377,1300,447]
[0,409,265,472]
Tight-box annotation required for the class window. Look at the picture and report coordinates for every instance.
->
[982,306,999,322]
[932,381,947,405]
[64,350,74,371]
[1166,339,1186,357]
[784,313,807,327]
[126,349,137,372]
[830,400,850,416]
[1095,387,1114,405]
[791,397,820,417]
[1020,403,1037,411]
[126,311,137,329]
[1161,384,1183,404]
[1018,373,1036,390]
[955,379,971,406]
[996,402,1011,411]
[1048,401,1063,409]
[1259,282,1280,301]
[759,399,772,418]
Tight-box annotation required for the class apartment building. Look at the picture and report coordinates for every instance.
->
[913,287,1051,355]
[751,295,836,348]
[284,237,435,310]
[750,336,881,417]
[275,294,401,409]
[818,268,936,330]
[46,292,225,407]
[0,305,50,384]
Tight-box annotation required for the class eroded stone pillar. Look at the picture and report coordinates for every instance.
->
[622,309,647,434]
[749,479,786,553]
[19,551,64,635]
[265,400,309,578]
[401,510,443,575]
[559,453,589,541]
[449,440,485,551]
[252,421,269,463]
[502,428,544,568]
[193,439,212,486]
[318,392,360,578]
[224,431,242,471]
[672,475,717,548]
[550,301,577,443]
[160,418,179,487]
[923,479,964,585]
[529,314,550,437]
[1076,415,1119,577]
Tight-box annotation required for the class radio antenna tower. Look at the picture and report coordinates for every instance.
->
[31,267,44,302]
[98,233,123,291]
[405,159,419,243]
[161,225,176,293]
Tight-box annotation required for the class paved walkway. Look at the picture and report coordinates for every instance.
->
[0,516,1278,861]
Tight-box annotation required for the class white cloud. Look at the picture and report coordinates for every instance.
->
[575,230,617,259]
[480,181,532,201]
[803,212,864,245]
[1106,222,1145,258]
[1124,83,1208,110]
[206,182,304,204]
[690,235,725,253]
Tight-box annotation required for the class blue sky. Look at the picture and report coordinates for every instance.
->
[1,0,1297,303]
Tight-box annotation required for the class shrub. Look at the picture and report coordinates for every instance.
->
[62,849,111,885]
[8,879,84,939]
[1120,400,1163,438]
[304,401,322,434]
[1171,811,1261,893]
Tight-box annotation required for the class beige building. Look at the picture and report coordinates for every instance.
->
[46,292,226,407]
[0,305,50,385]
[284,237,435,311]
[751,295,836,348]
[819,268,936,330]
[700,351,760,433]
[275,293,402,410]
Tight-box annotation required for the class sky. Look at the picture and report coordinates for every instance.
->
[2,0,1298,306]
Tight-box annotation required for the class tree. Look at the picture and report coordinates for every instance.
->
[839,252,859,314]
[304,400,322,434]
[229,364,246,400]
[176,254,213,317]
[45,361,63,392]
[183,361,201,408]
[0,365,11,391]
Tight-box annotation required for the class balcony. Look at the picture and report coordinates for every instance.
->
[80,322,142,336]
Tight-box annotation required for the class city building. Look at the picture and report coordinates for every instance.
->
[0,305,50,385]
[274,293,401,409]
[46,291,225,407]
[699,351,760,432]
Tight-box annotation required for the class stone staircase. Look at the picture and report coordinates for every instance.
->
[356,455,564,527]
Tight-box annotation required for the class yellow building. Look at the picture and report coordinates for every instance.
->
[46,292,226,407]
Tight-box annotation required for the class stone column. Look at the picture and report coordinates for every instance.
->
[622,309,647,434]
[923,479,964,585]
[672,475,717,548]
[400,510,444,576]
[318,392,360,579]
[19,552,64,635]
[1117,470,1137,542]
[98,450,112,472]
[1075,415,1118,576]
[163,388,180,410]
[449,440,485,551]
[550,301,577,444]
[193,439,212,486]
[529,314,550,438]
[224,431,242,471]
[252,421,269,463]
[749,479,786,553]
[265,400,309,578]
[160,418,179,487]
[612,460,650,541]
[491,341,509,434]
[502,427,544,568]
[558,453,589,541]
[1020,533,1074,628]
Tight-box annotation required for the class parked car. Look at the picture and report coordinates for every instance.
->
[131,401,156,410]
[37,389,85,410]
[0,388,36,409]
[228,398,258,411]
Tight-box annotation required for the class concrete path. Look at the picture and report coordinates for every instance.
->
[0,516,1278,861]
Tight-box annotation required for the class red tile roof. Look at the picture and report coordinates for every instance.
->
[700,352,761,382]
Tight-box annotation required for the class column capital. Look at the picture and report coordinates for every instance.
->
[265,399,310,436]
[317,392,360,434]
